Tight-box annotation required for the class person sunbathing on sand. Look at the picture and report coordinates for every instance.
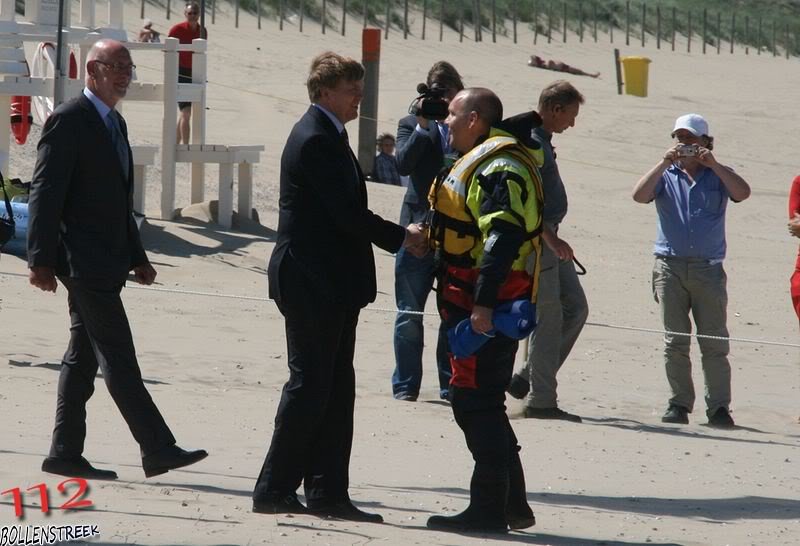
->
[528,55,600,78]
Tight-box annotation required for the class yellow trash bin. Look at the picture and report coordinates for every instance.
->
[620,56,651,97]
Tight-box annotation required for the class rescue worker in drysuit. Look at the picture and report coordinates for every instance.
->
[424,87,545,534]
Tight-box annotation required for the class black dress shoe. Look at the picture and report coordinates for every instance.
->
[506,507,536,530]
[662,404,689,424]
[524,406,582,423]
[427,510,508,533]
[506,373,530,400]
[142,445,208,478]
[707,407,735,428]
[42,456,118,481]
[253,493,307,514]
[308,501,383,523]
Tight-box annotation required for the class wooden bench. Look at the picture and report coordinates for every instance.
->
[175,144,264,229]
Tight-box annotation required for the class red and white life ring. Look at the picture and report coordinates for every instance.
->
[30,42,78,125]
[10,59,32,145]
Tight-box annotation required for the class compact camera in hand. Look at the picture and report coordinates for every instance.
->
[409,83,449,121]
[675,144,700,157]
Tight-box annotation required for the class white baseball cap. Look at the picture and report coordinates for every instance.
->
[671,113,709,137]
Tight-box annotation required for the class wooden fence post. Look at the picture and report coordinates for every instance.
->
[717,11,721,54]
[656,5,660,49]
[625,0,630,46]
[492,0,497,43]
[578,1,583,42]
[640,2,645,47]
[757,16,762,54]
[772,19,777,56]
[458,0,463,42]
[441,0,446,42]
[745,16,749,54]
[671,6,676,51]
[342,0,348,36]
[422,0,427,40]
[384,0,389,39]
[702,8,707,54]
[548,0,552,44]
[363,0,367,27]
[730,12,735,53]
[300,0,305,31]
[167,0,171,20]
[614,48,623,95]
[562,0,567,43]
[593,1,597,42]
[403,0,408,39]
[609,3,614,43]
[513,0,518,44]
[474,0,480,42]
[687,10,692,53]
[211,0,215,24]
[534,0,539,45]
[257,0,261,30]
[786,22,790,59]
[234,0,239,28]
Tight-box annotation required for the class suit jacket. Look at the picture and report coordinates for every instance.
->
[268,106,406,309]
[27,94,147,284]
[395,114,445,226]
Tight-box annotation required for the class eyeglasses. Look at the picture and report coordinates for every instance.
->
[95,60,136,73]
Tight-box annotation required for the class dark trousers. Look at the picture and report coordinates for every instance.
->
[50,278,175,459]
[440,297,530,522]
[253,271,359,505]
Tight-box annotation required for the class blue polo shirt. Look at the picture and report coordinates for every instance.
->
[652,164,731,261]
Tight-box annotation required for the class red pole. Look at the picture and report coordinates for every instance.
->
[359,28,381,175]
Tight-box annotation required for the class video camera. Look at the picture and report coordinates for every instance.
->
[409,83,450,121]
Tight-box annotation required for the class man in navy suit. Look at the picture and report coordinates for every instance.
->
[391,61,464,402]
[253,51,427,521]
[27,39,207,481]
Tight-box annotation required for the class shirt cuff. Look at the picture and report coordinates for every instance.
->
[414,124,432,135]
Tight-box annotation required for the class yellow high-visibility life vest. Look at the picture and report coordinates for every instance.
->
[428,131,545,302]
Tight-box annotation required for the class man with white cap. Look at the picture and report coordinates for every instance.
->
[632,113,750,428]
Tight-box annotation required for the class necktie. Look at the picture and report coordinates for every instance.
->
[341,128,349,146]
[108,111,130,178]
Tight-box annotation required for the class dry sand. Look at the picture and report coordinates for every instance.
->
[0,2,798,545]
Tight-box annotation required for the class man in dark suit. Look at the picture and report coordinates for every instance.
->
[253,51,427,522]
[27,39,207,481]
[391,61,463,402]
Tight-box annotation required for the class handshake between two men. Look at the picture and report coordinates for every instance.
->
[403,223,430,258]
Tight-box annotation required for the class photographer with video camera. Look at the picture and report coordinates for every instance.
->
[390,61,464,402]
[632,113,750,428]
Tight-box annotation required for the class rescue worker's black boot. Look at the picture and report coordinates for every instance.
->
[505,448,535,530]
[427,468,509,533]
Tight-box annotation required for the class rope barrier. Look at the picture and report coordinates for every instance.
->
[2,270,797,349]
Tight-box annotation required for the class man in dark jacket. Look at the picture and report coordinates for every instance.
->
[28,39,207,481]
[253,51,426,521]
[391,61,463,402]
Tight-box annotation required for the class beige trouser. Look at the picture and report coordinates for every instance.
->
[652,256,731,416]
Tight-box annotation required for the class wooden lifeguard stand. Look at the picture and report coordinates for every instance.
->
[0,0,262,229]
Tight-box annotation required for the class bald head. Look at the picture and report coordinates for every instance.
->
[86,40,133,108]
[457,88,503,128]
[444,87,503,154]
